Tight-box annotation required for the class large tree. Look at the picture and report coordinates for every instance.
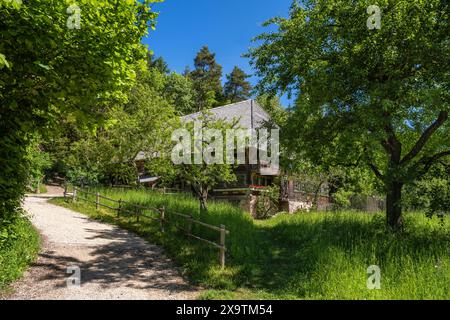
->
[0,0,158,223]
[248,0,449,230]
[190,46,224,110]
[223,66,252,103]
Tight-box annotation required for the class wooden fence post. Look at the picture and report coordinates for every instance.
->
[73,187,77,202]
[117,200,122,217]
[219,224,226,268]
[63,183,68,199]
[160,207,165,233]
[96,192,100,210]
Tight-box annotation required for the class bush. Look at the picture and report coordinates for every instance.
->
[0,214,40,293]
[255,185,280,219]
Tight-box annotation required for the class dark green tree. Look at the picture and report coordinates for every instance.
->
[190,46,223,110]
[223,66,252,103]
[148,53,170,74]
[248,0,449,231]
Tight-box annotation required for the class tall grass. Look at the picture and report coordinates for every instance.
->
[0,215,40,295]
[52,188,450,299]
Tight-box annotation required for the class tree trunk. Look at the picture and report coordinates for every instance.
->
[386,181,404,231]
[199,196,207,213]
[199,187,208,218]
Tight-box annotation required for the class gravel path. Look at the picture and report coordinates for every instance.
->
[6,197,198,300]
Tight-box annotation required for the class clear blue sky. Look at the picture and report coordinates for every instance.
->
[142,0,293,107]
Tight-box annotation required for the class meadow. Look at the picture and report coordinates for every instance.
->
[51,188,450,299]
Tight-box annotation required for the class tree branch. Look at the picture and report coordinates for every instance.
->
[368,162,384,181]
[411,150,450,179]
[401,111,448,165]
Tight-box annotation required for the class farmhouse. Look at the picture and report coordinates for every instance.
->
[136,99,331,215]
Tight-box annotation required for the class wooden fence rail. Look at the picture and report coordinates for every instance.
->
[65,187,229,267]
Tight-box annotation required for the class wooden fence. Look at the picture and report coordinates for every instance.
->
[66,187,229,268]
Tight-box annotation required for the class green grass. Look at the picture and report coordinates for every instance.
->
[0,215,40,296]
[51,188,450,300]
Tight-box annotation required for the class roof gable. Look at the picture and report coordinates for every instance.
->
[181,99,272,129]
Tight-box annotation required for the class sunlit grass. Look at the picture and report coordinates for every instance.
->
[0,215,40,295]
[51,188,450,299]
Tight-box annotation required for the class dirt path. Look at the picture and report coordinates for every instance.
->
[6,197,198,300]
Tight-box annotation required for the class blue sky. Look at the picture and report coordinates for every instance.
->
[142,0,293,107]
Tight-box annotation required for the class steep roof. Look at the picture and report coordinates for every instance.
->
[181,99,272,129]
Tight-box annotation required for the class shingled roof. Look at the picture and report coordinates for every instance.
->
[181,99,272,129]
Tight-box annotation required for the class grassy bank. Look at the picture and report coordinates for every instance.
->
[0,214,40,295]
[51,188,450,299]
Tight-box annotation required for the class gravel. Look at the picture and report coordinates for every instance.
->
[6,197,199,300]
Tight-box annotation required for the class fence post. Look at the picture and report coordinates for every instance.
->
[96,192,100,210]
[117,200,122,217]
[160,207,165,233]
[73,187,77,203]
[219,224,226,268]
[63,183,68,199]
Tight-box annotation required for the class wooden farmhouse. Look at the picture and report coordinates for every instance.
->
[136,99,332,215]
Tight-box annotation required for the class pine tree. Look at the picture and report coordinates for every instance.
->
[190,46,223,110]
[224,66,252,103]
[148,53,170,74]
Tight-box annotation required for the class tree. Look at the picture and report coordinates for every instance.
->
[65,71,178,186]
[257,94,289,128]
[0,0,158,223]
[248,0,449,230]
[148,53,170,74]
[190,46,224,110]
[223,66,252,103]
[164,73,197,115]
[172,115,237,215]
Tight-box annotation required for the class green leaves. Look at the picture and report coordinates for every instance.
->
[0,54,9,69]
[249,0,449,224]
[0,0,160,222]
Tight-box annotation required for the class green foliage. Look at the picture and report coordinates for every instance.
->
[248,0,449,228]
[164,72,197,115]
[255,185,280,219]
[256,94,288,128]
[52,188,450,299]
[148,54,170,74]
[223,66,252,103]
[0,214,40,294]
[174,115,238,212]
[403,161,450,218]
[64,70,178,187]
[25,138,52,190]
[0,0,159,223]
